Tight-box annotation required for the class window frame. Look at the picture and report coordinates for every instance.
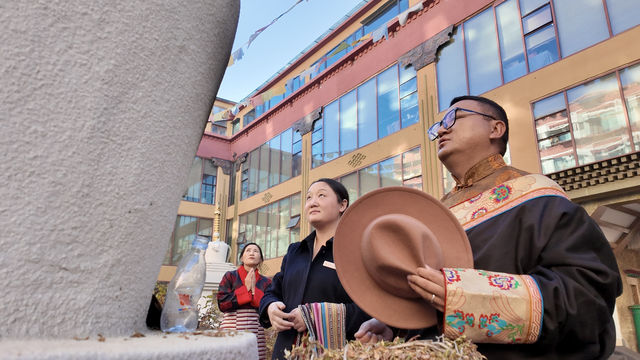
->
[531,61,639,174]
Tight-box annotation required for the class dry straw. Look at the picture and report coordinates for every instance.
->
[285,334,486,360]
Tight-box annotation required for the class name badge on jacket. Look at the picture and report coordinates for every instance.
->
[323,261,336,270]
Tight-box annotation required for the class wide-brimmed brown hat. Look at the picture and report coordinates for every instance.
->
[334,186,473,329]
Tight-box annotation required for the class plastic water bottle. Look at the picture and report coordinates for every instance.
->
[160,235,209,332]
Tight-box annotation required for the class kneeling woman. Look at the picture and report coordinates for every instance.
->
[218,243,271,360]
[259,178,370,359]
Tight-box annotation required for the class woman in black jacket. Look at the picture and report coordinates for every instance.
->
[259,178,370,359]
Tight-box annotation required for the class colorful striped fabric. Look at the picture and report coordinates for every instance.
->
[221,309,266,360]
[298,302,346,350]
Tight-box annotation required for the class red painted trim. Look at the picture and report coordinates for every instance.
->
[601,0,614,38]
[515,0,531,73]
[492,5,505,85]
[202,0,495,158]
[548,1,563,59]
[197,135,234,160]
[461,23,470,95]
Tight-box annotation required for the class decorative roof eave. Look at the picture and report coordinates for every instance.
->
[548,151,640,194]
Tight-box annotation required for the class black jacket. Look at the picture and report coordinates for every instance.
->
[259,231,370,359]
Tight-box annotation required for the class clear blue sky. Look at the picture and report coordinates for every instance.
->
[217,0,365,103]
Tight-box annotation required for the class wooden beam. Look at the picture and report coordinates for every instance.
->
[590,205,607,220]
[614,218,640,255]
[596,219,631,234]
[609,204,640,218]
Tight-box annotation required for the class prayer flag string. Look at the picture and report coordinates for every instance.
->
[211,1,425,124]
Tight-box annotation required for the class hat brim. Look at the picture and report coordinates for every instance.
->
[334,186,473,329]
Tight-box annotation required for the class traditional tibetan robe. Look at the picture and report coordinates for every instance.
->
[440,154,621,360]
[218,266,272,360]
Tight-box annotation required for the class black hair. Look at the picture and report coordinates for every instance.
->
[450,95,509,156]
[239,242,263,264]
[310,178,350,214]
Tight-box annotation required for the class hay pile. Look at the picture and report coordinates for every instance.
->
[285,335,486,360]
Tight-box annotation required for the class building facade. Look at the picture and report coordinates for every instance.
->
[160,0,640,350]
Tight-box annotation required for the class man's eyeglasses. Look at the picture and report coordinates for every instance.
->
[427,107,497,141]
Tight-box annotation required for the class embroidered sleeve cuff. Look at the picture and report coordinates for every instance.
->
[442,268,543,344]
[235,286,252,305]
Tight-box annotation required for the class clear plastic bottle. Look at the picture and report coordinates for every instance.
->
[160,235,209,333]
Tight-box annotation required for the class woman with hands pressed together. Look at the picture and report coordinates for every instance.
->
[217,243,271,360]
[259,178,370,359]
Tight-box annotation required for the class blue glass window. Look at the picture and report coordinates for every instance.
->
[496,0,527,82]
[606,0,640,35]
[324,101,340,162]
[359,164,379,196]
[377,65,400,138]
[247,149,259,198]
[620,63,640,149]
[399,63,416,84]
[201,175,216,204]
[311,119,323,168]
[399,65,418,128]
[567,73,631,164]
[231,119,240,135]
[533,92,565,119]
[184,157,202,202]
[436,27,467,111]
[357,78,377,147]
[379,155,402,187]
[243,109,256,126]
[363,0,409,34]
[401,92,419,128]
[270,93,284,108]
[268,135,281,187]
[292,131,302,178]
[200,160,216,204]
[168,216,197,265]
[465,7,502,95]
[258,143,269,193]
[525,24,559,72]
[522,4,552,34]
[533,64,640,174]
[340,90,358,156]
[553,0,609,57]
[255,104,265,118]
[519,0,548,15]
[399,77,416,98]
[533,93,575,173]
[280,128,293,183]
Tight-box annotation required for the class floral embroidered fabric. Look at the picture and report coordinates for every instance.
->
[450,173,567,231]
[443,268,543,344]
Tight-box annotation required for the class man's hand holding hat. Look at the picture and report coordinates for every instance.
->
[334,187,472,329]
[407,265,445,313]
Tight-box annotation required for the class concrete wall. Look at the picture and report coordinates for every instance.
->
[0,0,239,339]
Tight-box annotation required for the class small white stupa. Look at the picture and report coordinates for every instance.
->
[201,208,236,309]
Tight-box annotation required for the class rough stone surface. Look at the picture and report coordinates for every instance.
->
[0,0,239,339]
[0,331,258,360]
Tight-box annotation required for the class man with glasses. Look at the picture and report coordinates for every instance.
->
[357,95,621,359]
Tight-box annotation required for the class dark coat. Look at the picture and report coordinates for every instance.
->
[468,195,621,359]
[259,231,371,359]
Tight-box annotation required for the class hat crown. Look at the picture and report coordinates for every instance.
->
[362,214,443,299]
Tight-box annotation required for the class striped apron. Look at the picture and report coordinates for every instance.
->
[221,308,266,360]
